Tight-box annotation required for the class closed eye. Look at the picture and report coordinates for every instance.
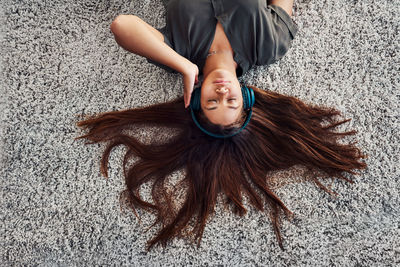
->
[205,98,239,110]
[208,98,236,102]
[205,105,240,110]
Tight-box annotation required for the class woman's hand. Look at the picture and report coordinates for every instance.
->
[181,62,199,109]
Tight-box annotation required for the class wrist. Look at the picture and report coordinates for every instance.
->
[179,58,195,75]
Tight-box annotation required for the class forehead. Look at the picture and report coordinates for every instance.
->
[203,108,241,125]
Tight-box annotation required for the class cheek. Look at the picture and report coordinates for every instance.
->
[200,84,213,98]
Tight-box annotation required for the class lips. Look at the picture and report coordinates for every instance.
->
[214,80,230,84]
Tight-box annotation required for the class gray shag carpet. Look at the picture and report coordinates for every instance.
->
[1,0,399,266]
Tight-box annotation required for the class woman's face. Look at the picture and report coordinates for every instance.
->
[200,69,243,126]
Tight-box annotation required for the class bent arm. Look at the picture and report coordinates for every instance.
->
[110,15,191,74]
[268,0,294,16]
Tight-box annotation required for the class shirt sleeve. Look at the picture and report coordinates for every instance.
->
[268,5,299,62]
[146,25,178,74]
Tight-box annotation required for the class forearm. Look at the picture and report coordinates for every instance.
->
[110,15,190,74]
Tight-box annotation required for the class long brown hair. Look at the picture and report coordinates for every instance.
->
[75,85,367,251]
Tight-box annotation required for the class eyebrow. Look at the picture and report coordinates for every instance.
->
[205,106,240,110]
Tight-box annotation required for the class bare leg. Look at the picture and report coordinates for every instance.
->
[268,0,295,16]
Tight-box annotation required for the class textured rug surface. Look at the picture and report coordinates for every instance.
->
[1,0,399,265]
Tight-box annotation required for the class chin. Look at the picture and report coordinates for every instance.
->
[212,68,232,77]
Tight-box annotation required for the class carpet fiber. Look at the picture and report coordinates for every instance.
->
[1,0,399,265]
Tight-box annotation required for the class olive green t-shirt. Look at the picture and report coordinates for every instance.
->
[147,0,298,78]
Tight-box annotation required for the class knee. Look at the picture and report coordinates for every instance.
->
[110,14,137,34]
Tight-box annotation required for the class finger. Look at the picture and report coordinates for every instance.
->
[187,95,191,108]
[186,96,191,108]
[184,93,187,108]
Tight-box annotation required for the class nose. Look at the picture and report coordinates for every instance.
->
[215,86,228,94]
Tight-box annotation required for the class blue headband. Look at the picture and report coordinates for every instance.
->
[189,84,255,138]
[190,108,253,138]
